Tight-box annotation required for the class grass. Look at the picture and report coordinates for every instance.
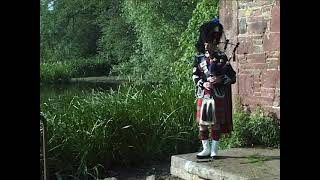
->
[41,82,199,179]
[40,58,111,83]
[40,82,280,179]
[241,154,273,165]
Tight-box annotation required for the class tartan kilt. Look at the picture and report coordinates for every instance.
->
[196,86,233,134]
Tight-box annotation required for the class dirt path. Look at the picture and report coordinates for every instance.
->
[103,160,182,180]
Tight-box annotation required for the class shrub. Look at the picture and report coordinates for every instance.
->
[220,108,280,149]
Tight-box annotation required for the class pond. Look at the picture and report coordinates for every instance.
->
[40,82,119,101]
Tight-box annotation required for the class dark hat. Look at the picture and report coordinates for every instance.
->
[211,18,222,32]
[213,26,220,32]
[211,18,220,25]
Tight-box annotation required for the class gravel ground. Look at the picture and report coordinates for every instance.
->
[102,160,183,180]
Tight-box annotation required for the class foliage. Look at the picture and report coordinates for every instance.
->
[220,108,280,149]
[40,0,201,84]
[40,58,111,83]
[96,0,137,67]
[171,0,220,83]
[41,83,198,179]
[40,0,104,62]
[246,108,280,147]
[111,0,199,84]
[41,82,280,178]
[38,1,283,179]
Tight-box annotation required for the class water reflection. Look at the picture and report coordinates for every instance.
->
[40,82,119,99]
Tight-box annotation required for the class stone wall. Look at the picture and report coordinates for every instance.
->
[219,0,280,119]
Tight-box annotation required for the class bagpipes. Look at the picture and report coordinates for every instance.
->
[208,39,239,78]
[207,39,240,87]
[196,17,240,85]
[210,17,240,63]
[216,39,240,63]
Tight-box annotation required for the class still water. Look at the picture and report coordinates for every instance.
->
[40,82,118,102]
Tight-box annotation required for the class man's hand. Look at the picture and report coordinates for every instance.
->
[207,75,223,84]
[203,82,212,90]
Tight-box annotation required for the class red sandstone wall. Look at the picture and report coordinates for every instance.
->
[219,0,280,119]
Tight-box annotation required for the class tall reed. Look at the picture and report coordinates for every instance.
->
[40,58,111,83]
[41,82,198,179]
[41,82,280,179]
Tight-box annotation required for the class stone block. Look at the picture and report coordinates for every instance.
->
[247,53,266,63]
[266,51,280,58]
[262,70,279,88]
[247,16,264,23]
[239,74,255,95]
[239,18,247,34]
[264,33,280,51]
[271,3,280,32]
[248,21,267,34]
[253,45,264,53]
[266,58,279,69]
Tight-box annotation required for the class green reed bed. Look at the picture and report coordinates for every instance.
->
[40,58,111,83]
[40,83,199,179]
[40,82,280,179]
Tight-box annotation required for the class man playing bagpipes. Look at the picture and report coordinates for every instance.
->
[192,18,238,159]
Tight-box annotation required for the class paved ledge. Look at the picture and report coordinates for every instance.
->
[170,148,279,180]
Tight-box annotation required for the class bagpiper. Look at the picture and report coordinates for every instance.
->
[192,18,238,159]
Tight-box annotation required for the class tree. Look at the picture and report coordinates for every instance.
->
[112,0,199,83]
[40,0,107,62]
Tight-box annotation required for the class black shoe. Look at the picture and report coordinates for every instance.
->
[196,155,210,159]
[211,156,219,159]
